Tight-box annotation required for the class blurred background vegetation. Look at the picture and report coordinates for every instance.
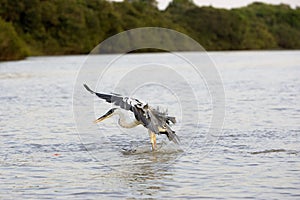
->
[0,0,299,60]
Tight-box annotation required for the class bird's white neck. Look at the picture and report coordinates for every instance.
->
[114,109,140,128]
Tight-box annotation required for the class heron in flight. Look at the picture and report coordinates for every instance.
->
[83,84,179,151]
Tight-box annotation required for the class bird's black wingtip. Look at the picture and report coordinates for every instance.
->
[83,84,95,94]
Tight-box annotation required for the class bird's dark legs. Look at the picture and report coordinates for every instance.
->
[149,131,157,151]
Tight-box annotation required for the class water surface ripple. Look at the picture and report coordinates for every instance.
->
[0,52,299,199]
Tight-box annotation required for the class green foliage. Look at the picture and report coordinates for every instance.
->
[236,3,300,49]
[0,17,29,60]
[0,0,299,60]
[171,7,248,50]
[167,2,300,50]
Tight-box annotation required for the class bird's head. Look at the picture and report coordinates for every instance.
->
[94,108,118,123]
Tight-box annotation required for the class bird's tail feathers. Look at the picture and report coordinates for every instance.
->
[164,130,180,144]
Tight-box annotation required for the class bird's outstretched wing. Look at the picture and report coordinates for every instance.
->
[84,84,144,110]
[84,84,150,123]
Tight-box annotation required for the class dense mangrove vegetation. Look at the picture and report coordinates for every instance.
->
[0,0,299,60]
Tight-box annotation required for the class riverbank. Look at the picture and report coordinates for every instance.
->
[0,0,299,61]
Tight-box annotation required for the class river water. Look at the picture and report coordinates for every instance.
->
[1,51,299,199]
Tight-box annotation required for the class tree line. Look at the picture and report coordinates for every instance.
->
[0,0,299,60]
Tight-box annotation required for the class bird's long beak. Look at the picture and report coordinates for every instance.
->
[94,108,116,123]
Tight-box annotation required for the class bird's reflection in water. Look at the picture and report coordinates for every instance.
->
[119,147,181,197]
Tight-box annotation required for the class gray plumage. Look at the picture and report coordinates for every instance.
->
[84,84,179,144]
